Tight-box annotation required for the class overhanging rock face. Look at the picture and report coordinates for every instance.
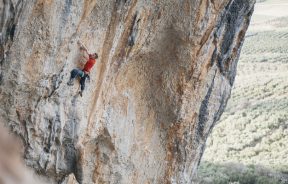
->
[0,0,255,183]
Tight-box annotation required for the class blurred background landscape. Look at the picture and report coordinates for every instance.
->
[196,0,288,183]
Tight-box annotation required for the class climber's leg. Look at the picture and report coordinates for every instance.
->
[79,76,86,97]
[67,69,84,86]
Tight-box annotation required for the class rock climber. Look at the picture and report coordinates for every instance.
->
[67,41,98,97]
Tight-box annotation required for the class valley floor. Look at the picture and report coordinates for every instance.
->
[196,1,288,183]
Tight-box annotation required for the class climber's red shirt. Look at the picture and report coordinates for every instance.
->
[83,55,96,73]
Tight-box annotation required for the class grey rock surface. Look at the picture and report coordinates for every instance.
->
[0,0,255,183]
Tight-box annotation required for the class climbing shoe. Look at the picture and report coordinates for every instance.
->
[79,91,83,97]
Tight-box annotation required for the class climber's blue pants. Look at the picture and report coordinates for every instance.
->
[69,69,89,91]
[70,69,84,79]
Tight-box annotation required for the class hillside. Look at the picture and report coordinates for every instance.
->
[197,1,288,183]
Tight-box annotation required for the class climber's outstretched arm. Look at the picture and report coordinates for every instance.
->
[77,41,89,55]
[77,41,90,61]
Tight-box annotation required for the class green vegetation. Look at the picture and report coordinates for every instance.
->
[195,162,287,184]
[197,1,288,183]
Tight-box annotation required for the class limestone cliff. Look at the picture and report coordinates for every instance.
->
[0,0,255,183]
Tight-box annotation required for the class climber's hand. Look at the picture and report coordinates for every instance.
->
[78,40,88,52]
